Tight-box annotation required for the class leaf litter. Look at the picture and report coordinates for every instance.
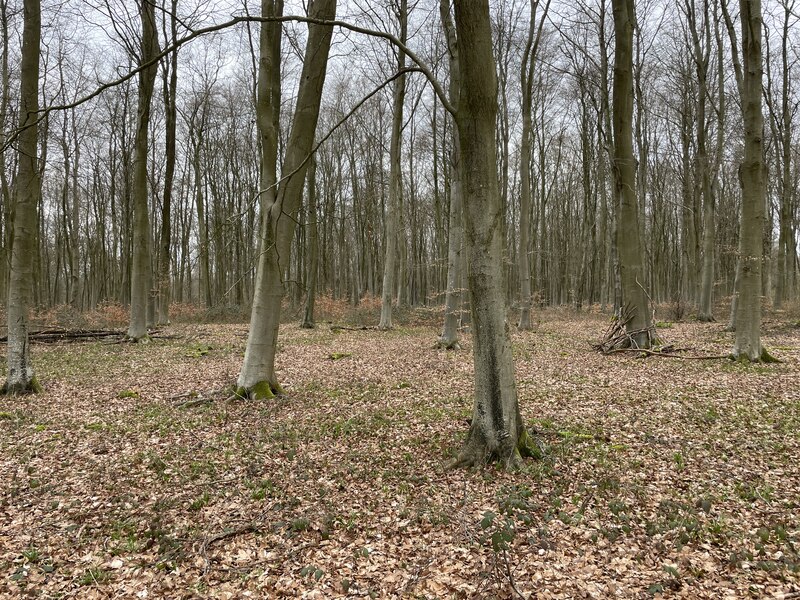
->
[0,314,798,598]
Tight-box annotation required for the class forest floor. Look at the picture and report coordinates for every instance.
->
[0,308,799,599]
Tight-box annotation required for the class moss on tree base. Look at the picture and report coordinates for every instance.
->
[233,379,285,400]
[730,347,781,364]
[436,338,460,351]
[1,376,42,395]
[448,427,543,470]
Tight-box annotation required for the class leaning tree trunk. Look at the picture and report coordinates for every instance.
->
[3,0,41,394]
[237,0,335,399]
[611,0,653,348]
[379,0,408,330]
[127,0,159,340]
[732,0,768,361]
[437,0,462,350]
[449,0,537,468]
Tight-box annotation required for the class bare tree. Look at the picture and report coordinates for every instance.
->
[732,0,770,361]
[449,0,537,468]
[127,0,160,340]
[379,0,408,330]
[157,0,179,325]
[437,0,463,349]
[301,154,318,328]
[237,0,336,398]
[518,0,551,329]
[611,0,653,347]
[3,0,41,394]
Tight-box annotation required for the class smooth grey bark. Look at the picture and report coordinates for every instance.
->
[517,4,535,329]
[127,0,159,340]
[769,0,795,309]
[684,0,716,321]
[379,0,408,330]
[611,0,653,347]
[301,155,318,329]
[437,0,462,350]
[157,0,179,325]
[191,124,212,308]
[238,0,335,398]
[0,0,10,298]
[732,0,768,361]
[3,0,41,394]
[700,0,727,321]
[517,0,550,327]
[721,0,745,331]
[449,0,535,468]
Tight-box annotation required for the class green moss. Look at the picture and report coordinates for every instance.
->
[760,348,780,363]
[117,389,139,399]
[235,379,284,400]
[1,376,42,395]
[517,429,544,460]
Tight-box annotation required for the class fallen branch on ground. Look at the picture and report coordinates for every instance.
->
[604,348,730,360]
[0,327,124,344]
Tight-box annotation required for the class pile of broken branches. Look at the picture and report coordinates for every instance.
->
[592,306,656,353]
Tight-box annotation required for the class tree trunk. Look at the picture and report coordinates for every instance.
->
[0,0,11,300]
[3,0,41,394]
[449,0,535,469]
[517,5,535,330]
[238,0,335,398]
[437,0,462,350]
[301,155,318,329]
[732,0,768,361]
[685,0,716,321]
[379,0,408,330]
[127,0,159,340]
[611,0,653,348]
[157,0,179,325]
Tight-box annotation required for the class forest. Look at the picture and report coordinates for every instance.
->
[0,0,799,597]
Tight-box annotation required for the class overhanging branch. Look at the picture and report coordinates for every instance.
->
[2,13,453,154]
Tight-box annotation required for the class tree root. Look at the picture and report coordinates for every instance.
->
[232,380,285,400]
[1,377,42,395]
[447,428,543,470]
[436,338,460,351]
[730,347,781,364]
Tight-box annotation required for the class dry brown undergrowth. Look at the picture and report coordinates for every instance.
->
[0,313,798,599]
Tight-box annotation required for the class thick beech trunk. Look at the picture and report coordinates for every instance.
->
[449,0,536,468]
[3,0,40,394]
[611,0,653,348]
[127,0,159,340]
[238,0,335,398]
[732,0,768,361]
[379,0,408,330]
